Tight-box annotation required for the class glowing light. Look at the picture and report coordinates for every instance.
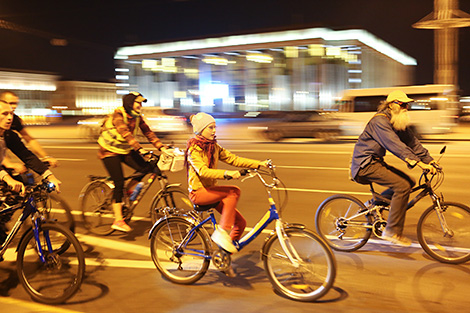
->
[202,57,229,65]
[142,59,158,69]
[285,46,298,58]
[116,27,417,65]
[246,53,273,63]
[0,83,56,91]
[308,44,324,56]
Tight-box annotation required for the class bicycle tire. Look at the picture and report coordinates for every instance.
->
[80,180,115,235]
[16,222,85,304]
[315,194,372,252]
[262,227,336,302]
[149,187,193,224]
[150,217,210,284]
[46,193,75,233]
[417,201,470,264]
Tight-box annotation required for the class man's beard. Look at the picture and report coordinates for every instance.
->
[390,103,410,131]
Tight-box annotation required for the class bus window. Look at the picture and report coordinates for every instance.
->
[354,96,386,112]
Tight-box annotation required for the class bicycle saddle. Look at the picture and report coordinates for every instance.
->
[193,202,220,212]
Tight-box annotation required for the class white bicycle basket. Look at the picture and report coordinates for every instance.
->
[157,148,185,172]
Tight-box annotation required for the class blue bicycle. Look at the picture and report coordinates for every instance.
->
[149,161,336,302]
[0,179,85,304]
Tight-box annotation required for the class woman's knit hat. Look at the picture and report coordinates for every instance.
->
[190,112,216,134]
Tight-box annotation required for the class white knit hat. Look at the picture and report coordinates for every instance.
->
[190,112,216,134]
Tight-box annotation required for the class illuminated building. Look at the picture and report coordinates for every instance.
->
[0,70,119,119]
[52,81,118,116]
[115,27,417,112]
[0,69,57,123]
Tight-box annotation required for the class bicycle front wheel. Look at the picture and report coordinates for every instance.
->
[80,180,114,235]
[44,193,75,233]
[150,187,193,224]
[417,201,470,264]
[262,228,336,302]
[150,217,210,284]
[17,223,85,304]
[315,194,372,252]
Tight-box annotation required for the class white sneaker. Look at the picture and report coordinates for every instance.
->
[211,228,237,254]
[382,229,411,247]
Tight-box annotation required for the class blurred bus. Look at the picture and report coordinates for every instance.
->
[334,84,459,137]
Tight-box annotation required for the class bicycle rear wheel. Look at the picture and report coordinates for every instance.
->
[315,194,372,252]
[262,227,336,302]
[150,187,193,224]
[80,180,114,235]
[150,217,210,284]
[17,223,85,304]
[417,201,470,264]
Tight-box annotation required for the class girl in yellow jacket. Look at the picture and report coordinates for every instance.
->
[185,112,267,253]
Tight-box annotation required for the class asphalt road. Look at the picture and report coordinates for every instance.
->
[1,127,470,313]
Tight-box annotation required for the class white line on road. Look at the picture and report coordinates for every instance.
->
[277,165,348,171]
[56,158,87,161]
[277,187,370,196]
[0,298,84,313]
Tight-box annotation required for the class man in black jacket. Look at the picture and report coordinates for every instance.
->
[0,101,61,245]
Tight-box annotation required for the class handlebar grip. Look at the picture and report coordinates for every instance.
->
[239,169,248,176]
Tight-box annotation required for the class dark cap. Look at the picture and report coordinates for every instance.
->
[122,92,147,114]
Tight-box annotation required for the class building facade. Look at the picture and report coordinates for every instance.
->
[52,81,118,116]
[0,69,58,123]
[115,27,417,113]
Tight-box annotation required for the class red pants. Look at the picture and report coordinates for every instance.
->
[190,186,246,241]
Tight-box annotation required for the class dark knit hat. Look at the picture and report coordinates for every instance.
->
[122,91,147,114]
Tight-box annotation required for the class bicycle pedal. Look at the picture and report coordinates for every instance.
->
[222,266,236,278]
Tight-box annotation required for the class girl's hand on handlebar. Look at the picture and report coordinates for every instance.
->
[259,160,270,168]
[224,170,241,180]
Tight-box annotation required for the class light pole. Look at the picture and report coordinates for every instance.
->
[413,0,470,90]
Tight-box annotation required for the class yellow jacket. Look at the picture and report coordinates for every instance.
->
[187,143,261,192]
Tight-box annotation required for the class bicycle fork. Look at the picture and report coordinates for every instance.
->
[275,220,302,268]
[432,197,454,238]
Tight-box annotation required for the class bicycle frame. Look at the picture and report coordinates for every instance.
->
[0,192,49,263]
[340,171,447,232]
[170,168,302,265]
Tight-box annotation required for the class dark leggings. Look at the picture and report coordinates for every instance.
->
[102,151,149,202]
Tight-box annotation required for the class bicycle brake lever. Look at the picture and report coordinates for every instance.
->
[241,172,256,183]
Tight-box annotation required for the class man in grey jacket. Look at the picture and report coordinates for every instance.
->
[350,90,438,246]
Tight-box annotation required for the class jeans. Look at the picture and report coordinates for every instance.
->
[355,160,415,235]
[190,186,246,241]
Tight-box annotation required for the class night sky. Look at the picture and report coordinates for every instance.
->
[1,0,470,94]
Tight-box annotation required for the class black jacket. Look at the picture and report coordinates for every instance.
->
[4,130,48,175]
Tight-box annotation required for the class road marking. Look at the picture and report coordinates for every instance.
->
[232,149,351,154]
[276,187,370,196]
[277,165,348,171]
[0,297,84,313]
[77,234,150,256]
[56,158,87,161]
